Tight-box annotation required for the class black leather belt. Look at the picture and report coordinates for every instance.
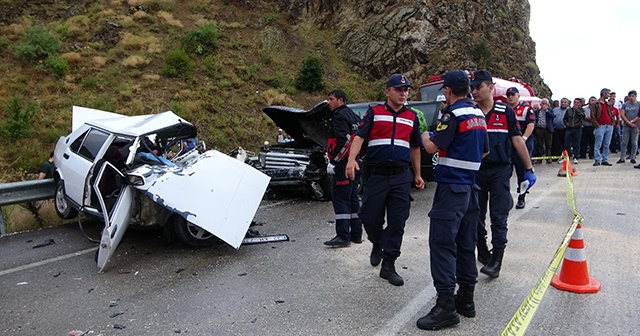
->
[367,165,409,176]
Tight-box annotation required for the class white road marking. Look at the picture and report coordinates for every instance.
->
[375,285,436,336]
[0,247,98,276]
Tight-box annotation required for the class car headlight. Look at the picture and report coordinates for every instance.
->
[259,152,266,167]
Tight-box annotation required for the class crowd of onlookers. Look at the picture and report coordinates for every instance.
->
[528,89,639,168]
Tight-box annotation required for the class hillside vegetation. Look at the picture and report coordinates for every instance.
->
[0,0,382,182]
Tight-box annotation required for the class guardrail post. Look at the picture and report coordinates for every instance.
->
[0,206,5,236]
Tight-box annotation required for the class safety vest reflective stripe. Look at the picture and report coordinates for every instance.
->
[396,117,414,127]
[372,115,415,128]
[335,214,351,220]
[487,129,509,133]
[373,115,394,122]
[439,157,482,170]
[451,106,485,118]
[368,139,410,148]
[351,213,359,219]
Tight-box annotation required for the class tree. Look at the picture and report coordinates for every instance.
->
[295,53,325,92]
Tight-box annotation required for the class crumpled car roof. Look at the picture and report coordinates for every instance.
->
[72,106,196,138]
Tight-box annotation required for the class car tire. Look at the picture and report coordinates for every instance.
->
[172,215,219,247]
[54,180,78,219]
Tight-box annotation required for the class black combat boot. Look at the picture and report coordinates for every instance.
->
[477,236,491,265]
[416,291,460,330]
[454,284,475,318]
[480,248,504,278]
[370,243,382,267]
[379,259,404,286]
[515,194,526,209]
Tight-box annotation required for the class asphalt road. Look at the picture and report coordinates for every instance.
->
[1,161,639,335]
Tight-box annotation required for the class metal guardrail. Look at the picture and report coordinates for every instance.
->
[0,178,56,235]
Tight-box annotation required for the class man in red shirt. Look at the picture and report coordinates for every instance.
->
[590,88,614,166]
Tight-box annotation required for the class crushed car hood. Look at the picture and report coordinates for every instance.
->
[262,101,332,146]
[131,150,271,249]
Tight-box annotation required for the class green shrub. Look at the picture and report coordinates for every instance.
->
[524,61,539,71]
[512,27,524,40]
[91,94,117,112]
[236,64,260,81]
[148,0,175,12]
[0,38,8,52]
[181,23,219,55]
[203,55,221,76]
[163,49,193,77]
[49,22,69,39]
[469,42,495,69]
[44,55,69,77]
[258,49,273,64]
[170,100,183,116]
[295,53,325,92]
[266,70,295,91]
[14,25,61,61]
[1,96,38,139]
[81,76,103,89]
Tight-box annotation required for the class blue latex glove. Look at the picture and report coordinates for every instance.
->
[524,171,537,191]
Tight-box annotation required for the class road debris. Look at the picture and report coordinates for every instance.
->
[32,239,55,248]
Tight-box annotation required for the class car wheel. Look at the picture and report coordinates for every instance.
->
[54,180,78,219]
[173,215,219,247]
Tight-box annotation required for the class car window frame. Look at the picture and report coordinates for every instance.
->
[75,128,111,162]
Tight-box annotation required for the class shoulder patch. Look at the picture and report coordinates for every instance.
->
[493,102,507,113]
[436,113,451,132]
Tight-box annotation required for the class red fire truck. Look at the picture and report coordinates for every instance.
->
[416,72,541,105]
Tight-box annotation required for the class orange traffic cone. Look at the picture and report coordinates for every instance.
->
[551,223,601,293]
[566,156,577,176]
[557,150,577,177]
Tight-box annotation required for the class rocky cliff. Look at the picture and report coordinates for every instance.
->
[277,0,550,97]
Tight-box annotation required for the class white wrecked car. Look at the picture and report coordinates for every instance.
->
[53,106,270,271]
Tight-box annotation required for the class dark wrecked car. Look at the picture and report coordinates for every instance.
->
[257,100,441,199]
[53,106,270,271]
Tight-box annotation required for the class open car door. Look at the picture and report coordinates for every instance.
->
[93,161,135,272]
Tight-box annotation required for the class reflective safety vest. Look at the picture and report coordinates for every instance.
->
[483,102,513,165]
[326,105,360,164]
[513,103,534,131]
[435,100,487,184]
[365,104,416,166]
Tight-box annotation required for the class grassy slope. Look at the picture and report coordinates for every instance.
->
[0,0,381,182]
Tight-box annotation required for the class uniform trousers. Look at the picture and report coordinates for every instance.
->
[476,165,513,250]
[359,169,412,261]
[331,162,362,241]
[429,183,479,292]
